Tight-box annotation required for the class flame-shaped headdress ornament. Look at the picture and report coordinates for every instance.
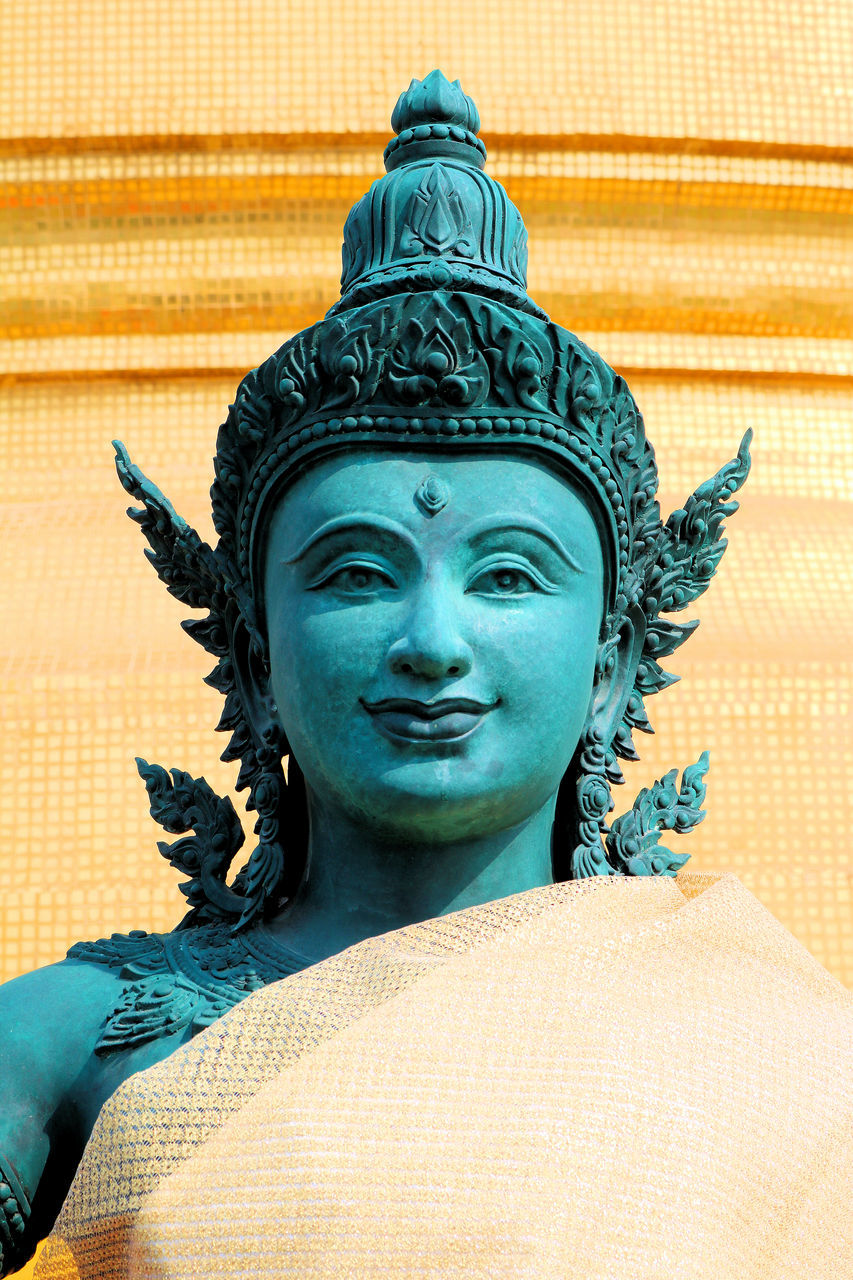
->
[115,71,751,929]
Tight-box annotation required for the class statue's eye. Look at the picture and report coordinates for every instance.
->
[486,568,531,595]
[467,561,553,597]
[313,562,395,594]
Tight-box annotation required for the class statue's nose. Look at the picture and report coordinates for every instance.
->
[386,586,473,681]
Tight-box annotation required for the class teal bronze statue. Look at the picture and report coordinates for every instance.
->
[0,71,749,1275]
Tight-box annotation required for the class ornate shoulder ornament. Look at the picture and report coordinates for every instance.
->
[68,919,308,1054]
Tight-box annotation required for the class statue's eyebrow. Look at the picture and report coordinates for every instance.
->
[282,513,418,564]
[464,514,585,575]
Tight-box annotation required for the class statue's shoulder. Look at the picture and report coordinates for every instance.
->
[67,918,307,1055]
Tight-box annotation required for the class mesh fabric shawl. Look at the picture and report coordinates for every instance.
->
[36,874,852,1279]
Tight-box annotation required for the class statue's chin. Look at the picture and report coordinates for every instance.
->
[312,758,563,847]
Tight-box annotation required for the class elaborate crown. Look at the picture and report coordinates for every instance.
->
[114,71,751,929]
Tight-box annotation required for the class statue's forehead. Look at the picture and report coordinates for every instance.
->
[273,450,581,511]
[263,450,603,558]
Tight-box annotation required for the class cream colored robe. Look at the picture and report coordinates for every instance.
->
[36,874,853,1278]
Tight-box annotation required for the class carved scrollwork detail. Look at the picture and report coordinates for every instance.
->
[135,759,247,922]
[611,429,753,773]
[0,1154,32,1279]
[605,752,710,877]
[68,923,308,1054]
[114,438,299,931]
[509,223,528,280]
[479,304,552,413]
[571,734,614,880]
[575,434,751,878]
[569,635,620,880]
[340,201,367,288]
[99,974,202,1050]
[646,429,753,616]
[318,313,387,409]
[113,440,223,614]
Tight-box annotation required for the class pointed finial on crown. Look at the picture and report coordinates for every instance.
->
[384,70,486,171]
[333,70,540,317]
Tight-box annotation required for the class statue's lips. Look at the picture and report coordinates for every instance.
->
[361,697,498,743]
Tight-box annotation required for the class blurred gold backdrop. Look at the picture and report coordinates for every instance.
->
[2,0,851,1039]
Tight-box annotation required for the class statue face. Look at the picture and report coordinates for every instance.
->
[263,451,605,844]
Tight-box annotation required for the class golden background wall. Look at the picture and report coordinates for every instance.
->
[2,0,851,1020]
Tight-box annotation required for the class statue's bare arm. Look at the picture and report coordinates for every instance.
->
[0,959,172,1275]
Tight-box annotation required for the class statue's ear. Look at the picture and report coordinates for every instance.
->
[563,605,647,880]
[586,604,646,752]
[228,611,279,750]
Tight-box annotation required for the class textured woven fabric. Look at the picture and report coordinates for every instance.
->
[34,874,853,1278]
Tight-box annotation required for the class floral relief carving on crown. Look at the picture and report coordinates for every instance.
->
[318,312,388,410]
[400,165,477,257]
[386,295,490,406]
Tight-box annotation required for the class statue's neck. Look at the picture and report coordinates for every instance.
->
[263,793,558,963]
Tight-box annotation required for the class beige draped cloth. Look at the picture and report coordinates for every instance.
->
[36,873,852,1279]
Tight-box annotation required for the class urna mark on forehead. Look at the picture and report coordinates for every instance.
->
[414,472,450,517]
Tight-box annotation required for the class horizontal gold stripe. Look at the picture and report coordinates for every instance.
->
[2,130,853,165]
[2,366,849,391]
[581,332,853,380]
[2,301,847,344]
[616,366,853,388]
[0,366,249,385]
[0,304,325,341]
[506,133,853,164]
[1,332,851,381]
[0,132,389,158]
[0,173,365,213]
[536,300,853,343]
[2,171,849,218]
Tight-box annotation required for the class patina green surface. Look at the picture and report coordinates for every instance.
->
[0,71,749,1274]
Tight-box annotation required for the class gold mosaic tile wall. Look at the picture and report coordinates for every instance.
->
[2,0,852,1015]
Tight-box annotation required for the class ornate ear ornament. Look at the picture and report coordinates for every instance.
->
[606,753,710,876]
[571,722,616,879]
[568,430,752,878]
[114,442,294,930]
